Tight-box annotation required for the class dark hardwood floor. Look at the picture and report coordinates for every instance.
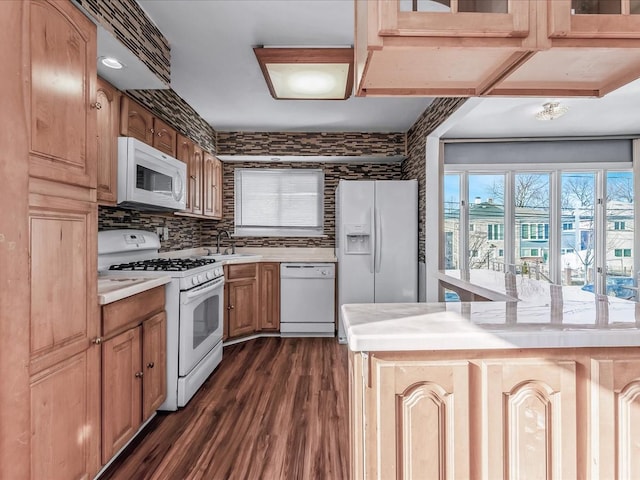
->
[100,337,349,480]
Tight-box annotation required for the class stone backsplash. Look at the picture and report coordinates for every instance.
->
[200,161,404,249]
[74,0,170,85]
[216,132,406,156]
[403,98,468,263]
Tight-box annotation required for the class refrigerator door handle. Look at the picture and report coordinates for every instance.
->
[370,207,376,274]
[375,208,382,273]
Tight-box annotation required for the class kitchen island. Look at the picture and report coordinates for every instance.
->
[343,300,640,479]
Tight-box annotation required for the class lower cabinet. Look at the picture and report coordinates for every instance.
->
[351,348,640,480]
[225,262,280,340]
[100,287,166,465]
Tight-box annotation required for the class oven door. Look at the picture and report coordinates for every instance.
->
[178,276,224,376]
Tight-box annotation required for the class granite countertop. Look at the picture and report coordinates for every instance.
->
[98,275,171,305]
[341,299,640,352]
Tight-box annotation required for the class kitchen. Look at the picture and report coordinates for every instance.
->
[3,0,640,479]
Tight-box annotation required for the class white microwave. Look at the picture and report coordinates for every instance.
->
[117,137,187,211]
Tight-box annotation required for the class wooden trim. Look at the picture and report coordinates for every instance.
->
[253,47,354,100]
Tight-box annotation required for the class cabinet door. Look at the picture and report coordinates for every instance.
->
[548,0,640,39]
[213,157,223,218]
[152,117,177,157]
[31,349,100,480]
[367,356,471,479]
[259,263,280,331]
[28,0,97,188]
[203,151,216,217]
[177,135,194,212]
[120,97,154,145]
[96,77,121,204]
[227,279,257,338]
[192,145,204,215]
[481,358,577,479]
[101,327,142,464]
[142,311,167,421]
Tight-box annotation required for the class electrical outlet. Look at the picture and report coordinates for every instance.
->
[156,227,165,241]
[163,227,169,240]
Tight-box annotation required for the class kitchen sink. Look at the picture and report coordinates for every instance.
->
[200,253,262,262]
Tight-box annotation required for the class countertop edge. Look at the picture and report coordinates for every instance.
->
[98,276,171,305]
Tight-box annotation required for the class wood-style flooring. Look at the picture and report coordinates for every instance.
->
[100,337,349,480]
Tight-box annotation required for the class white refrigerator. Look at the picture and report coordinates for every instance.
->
[336,179,418,343]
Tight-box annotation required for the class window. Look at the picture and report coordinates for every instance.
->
[614,221,626,230]
[521,223,549,240]
[562,222,574,231]
[234,168,324,237]
[614,249,631,257]
[498,249,504,257]
[487,223,504,240]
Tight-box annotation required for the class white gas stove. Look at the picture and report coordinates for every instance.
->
[98,229,225,410]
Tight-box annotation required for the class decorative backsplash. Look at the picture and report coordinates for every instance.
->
[98,207,203,252]
[403,98,468,263]
[126,89,217,153]
[200,161,404,249]
[216,132,406,156]
[73,0,170,85]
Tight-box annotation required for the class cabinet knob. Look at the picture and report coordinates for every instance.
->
[91,337,102,345]
[90,102,102,110]
[150,128,155,134]
[135,371,144,378]
[146,362,155,369]
[227,305,234,310]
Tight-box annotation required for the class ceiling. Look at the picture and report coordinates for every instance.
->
[135,0,433,133]
[110,1,640,139]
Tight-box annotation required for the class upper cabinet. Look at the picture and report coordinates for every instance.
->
[203,152,223,219]
[28,0,97,187]
[120,96,177,156]
[355,0,640,97]
[96,78,121,205]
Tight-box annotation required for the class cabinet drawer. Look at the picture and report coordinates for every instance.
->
[226,263,257,280]
[102,286,165,338]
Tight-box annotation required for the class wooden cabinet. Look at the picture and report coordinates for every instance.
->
[96,77,121,204]
[225,262,282,339]
[350,348,640,480]
[100,287,166,465]
[356,0,640,97]
[225,263,258,339]
[177,135,204,215]
[203,151,223,219]
[21,2,101,479]
[28,0,97,188]
[258,263,280,331]
[120,96,177,156]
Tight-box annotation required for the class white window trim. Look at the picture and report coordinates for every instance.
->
[234,168,325,237]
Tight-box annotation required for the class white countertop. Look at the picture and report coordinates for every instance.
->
[342,300,640,352]
[98,275,171,305]
[159,247,336,264]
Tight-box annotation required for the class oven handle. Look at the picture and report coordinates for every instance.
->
[182,277,225,302]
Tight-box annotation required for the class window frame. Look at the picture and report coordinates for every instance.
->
[234,168,325,237]
[444,161,634,291]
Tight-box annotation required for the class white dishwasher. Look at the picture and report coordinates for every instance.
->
[280,263,335,337]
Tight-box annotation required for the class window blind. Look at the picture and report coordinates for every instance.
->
[235,168,324,236]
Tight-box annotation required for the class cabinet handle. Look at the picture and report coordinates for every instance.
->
[91,337,102,345]
[150,128,155,134]
[190,175,196,180]
[227,305,234,310]
[135,371,144,378]
[90,102,102,110]
[146,362,155,369]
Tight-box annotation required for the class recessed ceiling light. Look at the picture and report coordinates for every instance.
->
[99,56,125,70]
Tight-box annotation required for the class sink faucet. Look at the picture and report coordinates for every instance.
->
[216,230,231,254]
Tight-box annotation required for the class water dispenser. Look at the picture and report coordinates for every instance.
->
[344,224,371,254]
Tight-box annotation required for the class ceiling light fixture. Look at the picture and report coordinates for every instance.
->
[535,101,568,121]
[99,56,125,70]
[253,46,354,100]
